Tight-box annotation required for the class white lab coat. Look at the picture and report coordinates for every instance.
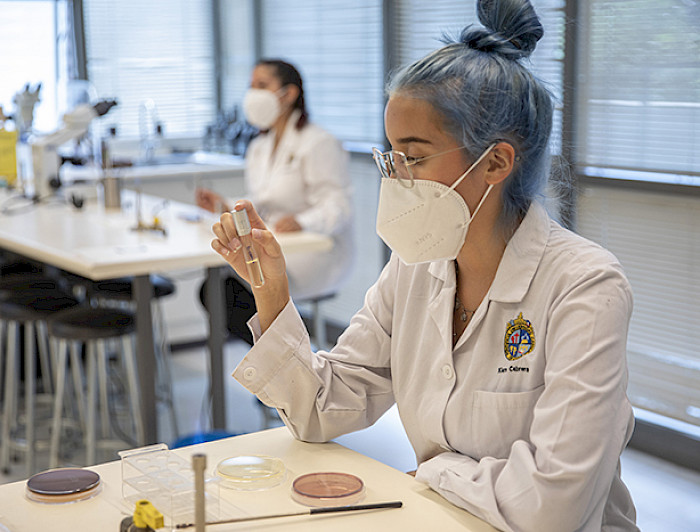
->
[244,110,353,299]
[233,202,639,532]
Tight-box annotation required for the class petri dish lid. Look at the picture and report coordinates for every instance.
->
[26,468,100,495]
[291,472,365,507]
[26,468,101,504]
[216,455,285,490]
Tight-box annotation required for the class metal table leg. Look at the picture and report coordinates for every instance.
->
[206,266,227,430]
[133,274,157,443]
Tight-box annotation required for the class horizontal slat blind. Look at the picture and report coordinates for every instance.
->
[577,185,700,427]
[83,0,216,139]
[259,0,384,144]
[393,0,565,155]
[219,0,256,113]
[577,0,700,179]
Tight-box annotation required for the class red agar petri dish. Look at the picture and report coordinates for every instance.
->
[291,472,365,507]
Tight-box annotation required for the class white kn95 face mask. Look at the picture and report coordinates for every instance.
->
[243,88,282,130]
[375,144,495,265]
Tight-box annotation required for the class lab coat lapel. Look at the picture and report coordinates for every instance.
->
[268,110,301,176]
[254,133,275,188]
[489,203,550,304]
[427,260,456,352]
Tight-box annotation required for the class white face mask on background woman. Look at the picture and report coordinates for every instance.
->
[243,88,285,130]
[375,144,495,264]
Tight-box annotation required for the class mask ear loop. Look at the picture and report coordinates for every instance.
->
[438,143,497,227]
[440,143,497,197]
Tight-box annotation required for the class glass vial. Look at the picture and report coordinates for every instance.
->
[232,209,265,287]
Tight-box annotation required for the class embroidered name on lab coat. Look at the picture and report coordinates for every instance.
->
[504,312,535,361]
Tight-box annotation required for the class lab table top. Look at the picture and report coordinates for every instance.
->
[0,188,332,442]
[0,428,496,532]
[0,188,331,281]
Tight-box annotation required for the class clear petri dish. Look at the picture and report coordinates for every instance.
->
[25,468,101,504]
[216,455,285,490]
[291,472,365,507]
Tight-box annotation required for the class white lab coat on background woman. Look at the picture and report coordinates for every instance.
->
[244,109,353,300]
[232,202,639,532]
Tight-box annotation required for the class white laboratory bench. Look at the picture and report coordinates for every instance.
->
[0,188,332,442]
[0,428,496,532]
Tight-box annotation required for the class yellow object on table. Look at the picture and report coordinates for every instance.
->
[133,500,164,530]
[0,129,18,186]
[120,500,164,532]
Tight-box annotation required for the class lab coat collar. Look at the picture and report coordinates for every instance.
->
[424,201,549,291]
[489,202,550,303]
[423,202,549,346]
[427,258,451,283]
[277,109,303,147]
[266,109,302,167]
[427,260,457,352]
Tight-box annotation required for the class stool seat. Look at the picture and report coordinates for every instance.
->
[91,275,176,300]
[48,307,135,340]
[0,261,44,277]
[0,289,79,320]
[0,275,63,292]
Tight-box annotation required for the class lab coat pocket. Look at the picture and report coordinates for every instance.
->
[470,385,544,459]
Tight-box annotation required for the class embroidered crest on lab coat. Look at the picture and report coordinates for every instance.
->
[504,312,535,361]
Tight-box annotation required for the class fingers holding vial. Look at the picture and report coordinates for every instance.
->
[211,201,286,290]
[232,208,264,287]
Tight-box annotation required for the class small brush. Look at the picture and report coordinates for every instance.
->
[175,500,403,529]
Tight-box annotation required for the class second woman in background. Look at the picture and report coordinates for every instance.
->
[197,60,353,343]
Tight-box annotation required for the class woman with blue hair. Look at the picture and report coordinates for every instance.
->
[211,0,638,529]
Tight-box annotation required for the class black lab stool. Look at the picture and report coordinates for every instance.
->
[0,280,79,476]
[47,306,145,466]
[88,274,178,438]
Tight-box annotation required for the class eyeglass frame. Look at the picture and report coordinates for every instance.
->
[371,145,472,188]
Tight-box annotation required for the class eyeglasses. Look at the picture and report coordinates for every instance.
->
[371,145,470,188]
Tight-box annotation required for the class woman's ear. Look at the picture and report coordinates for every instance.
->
[281,84,300,107]
[485,142,516,185]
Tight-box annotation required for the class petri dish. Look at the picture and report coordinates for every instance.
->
[25,468,101,504]
[291,472,365,507]
[216,455,285,490]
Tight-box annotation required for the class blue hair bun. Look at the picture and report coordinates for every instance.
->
[462,0,543,60]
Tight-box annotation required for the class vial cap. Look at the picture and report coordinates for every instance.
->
[232,209,252,236]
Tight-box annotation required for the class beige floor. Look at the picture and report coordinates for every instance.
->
[2,339,699,531]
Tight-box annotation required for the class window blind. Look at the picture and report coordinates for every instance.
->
[576,0,700,181]
[83,0,216,139]
[577,185,700,428]
[259,0,384,145]
[392,0,565,155]
[219,0,256,113]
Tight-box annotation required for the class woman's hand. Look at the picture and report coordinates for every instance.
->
[211,200,290,333]
[274,215,303,233]
[196,187,228,213]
